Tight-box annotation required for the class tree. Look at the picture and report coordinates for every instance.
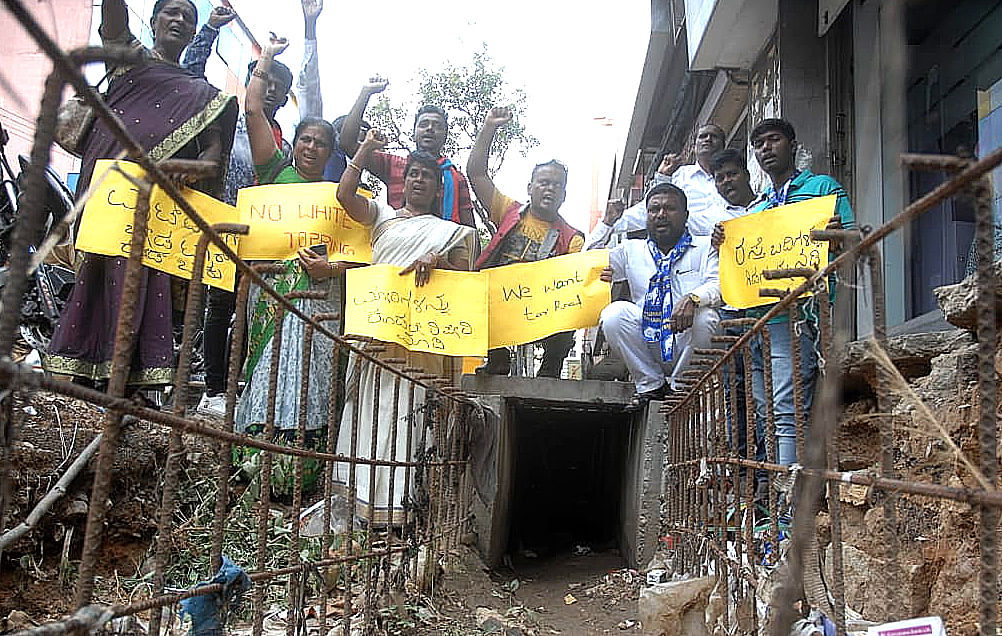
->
[367,45,538,182]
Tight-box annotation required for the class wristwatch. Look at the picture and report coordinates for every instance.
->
[686,293,701,307]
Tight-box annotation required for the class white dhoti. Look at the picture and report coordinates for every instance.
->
[600,301,719,392]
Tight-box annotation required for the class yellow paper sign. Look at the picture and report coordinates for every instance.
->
[75,160,239,290]
[486,250,610,348]
[343,264,488,356]
[236,182,372,262]
[719,195,836,309]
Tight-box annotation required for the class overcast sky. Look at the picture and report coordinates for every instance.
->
[233,0,651,231]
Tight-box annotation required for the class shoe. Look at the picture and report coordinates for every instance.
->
[629,383,669,408]
[196,392,227,418]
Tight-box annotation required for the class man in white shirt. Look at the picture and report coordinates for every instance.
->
[597,182,721,401]
[586,124,730,249]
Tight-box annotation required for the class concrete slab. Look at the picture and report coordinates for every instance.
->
[461,375,636,408]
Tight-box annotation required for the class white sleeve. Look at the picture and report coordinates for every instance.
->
[608,244,628,282]
[585,221,614,250]
[689,246,721,307]
[297,38,322,119]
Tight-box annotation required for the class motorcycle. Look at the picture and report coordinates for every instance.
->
[0,120,76,352]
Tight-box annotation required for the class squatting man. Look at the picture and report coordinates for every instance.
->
[595,182,721,402]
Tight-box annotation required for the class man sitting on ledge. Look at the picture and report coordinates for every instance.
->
[597,182,721,402]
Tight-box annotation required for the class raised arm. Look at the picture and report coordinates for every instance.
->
[336,129,386,227]
[467,107,510,211]
[297,0,323,119]
[246,36,289,166]
[339,78,388,156]
[99,0,129,39]
[182,7,235,78]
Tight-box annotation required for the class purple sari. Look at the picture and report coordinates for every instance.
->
[44,60,236,386]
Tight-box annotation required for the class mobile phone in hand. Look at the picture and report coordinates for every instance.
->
[309,243,328,258]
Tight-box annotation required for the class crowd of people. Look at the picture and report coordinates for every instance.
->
[36,0,854,520]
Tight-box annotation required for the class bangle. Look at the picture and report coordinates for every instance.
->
[346,161,362,173]
[251,68,269,80]
[687,293,701,307]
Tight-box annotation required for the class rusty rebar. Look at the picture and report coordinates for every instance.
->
[149,222,214,636]
[74,175,152,608]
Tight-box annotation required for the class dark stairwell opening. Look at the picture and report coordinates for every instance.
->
[505,401,637,561]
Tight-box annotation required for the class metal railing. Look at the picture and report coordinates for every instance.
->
[0,1,475,634]
[657,146,1002,635]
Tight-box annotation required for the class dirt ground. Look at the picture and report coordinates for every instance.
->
[413,547,640,635]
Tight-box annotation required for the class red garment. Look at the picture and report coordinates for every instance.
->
[368,151,475,227]
[475,199,583,270]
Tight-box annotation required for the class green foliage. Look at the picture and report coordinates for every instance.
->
[367,44,538,177]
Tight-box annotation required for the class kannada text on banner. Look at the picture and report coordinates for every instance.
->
[236,183,372,262]
[719,195,835,309]
[75,160,239,290]
[487,250,609,348]
[344,264,488,356]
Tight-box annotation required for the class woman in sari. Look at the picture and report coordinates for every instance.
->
[44,0,237,388]
[334,129,477,525]
[234,36,338,473]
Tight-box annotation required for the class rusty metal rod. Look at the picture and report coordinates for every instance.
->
[0,361,465,468]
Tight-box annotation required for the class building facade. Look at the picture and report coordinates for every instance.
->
[619,0,1002,334]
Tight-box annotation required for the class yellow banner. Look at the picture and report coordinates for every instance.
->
[235,183,372,262]
[75,160,239,290]
[487,250,610,347]
[344,264,488,356]
[343,251,610,356]
[719,195,835,309]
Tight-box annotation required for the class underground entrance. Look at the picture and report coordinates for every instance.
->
[507,401,633,558]
[462,376,663,569]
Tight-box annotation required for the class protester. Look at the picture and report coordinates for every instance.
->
[183,1,318,417]
[333,128,477,525]
[587,124,729,248]
[584,154,673,249]
[596,182,720,402]
[468,107,584,378]
[715,117,854,467]
[43,0,237,390]
[340,81,476,228]
[233,35,339,451]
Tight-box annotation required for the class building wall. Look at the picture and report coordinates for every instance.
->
[0,0,94,179]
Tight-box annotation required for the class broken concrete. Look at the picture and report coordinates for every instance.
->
[933,259,1002,331]
[842,329,972,393]
[638,576,715,636]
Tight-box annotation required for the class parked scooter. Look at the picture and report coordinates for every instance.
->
[0,120,76,352]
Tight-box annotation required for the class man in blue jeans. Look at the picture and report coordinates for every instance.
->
[715,118,853,470]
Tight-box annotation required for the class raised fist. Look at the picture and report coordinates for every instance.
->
[603,198,625,226]
[207,6,236,28]
[658,153,684,176]
[363,76,389,95]
[360,128,387,150]
[302,0,323,21]
[485,106,512,128]
[263,33,290,58]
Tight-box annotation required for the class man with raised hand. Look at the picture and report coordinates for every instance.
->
[340,80,475,228]
[586,124,730,249]
[468,107,585,378]
[598,183,721,403]
[182,3,299,418]
[716,117,853,469]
